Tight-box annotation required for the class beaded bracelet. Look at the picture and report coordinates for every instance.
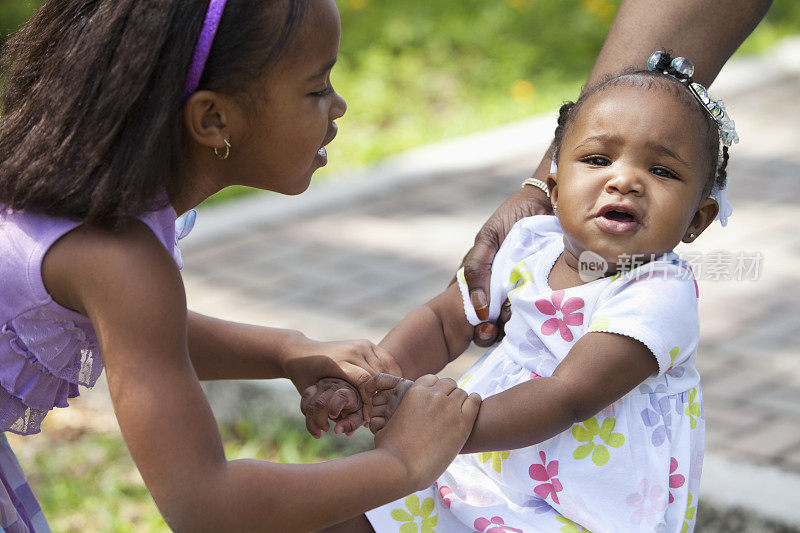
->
[521,177,549,197]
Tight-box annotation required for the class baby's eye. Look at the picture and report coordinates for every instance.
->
[651,167,679,179]
[581,155,611,166]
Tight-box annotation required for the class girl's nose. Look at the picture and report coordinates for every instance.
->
[331,90,347,120]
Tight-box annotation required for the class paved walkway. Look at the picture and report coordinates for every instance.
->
[54,40,800,528]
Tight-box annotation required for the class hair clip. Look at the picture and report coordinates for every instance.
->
[646,51,739,147]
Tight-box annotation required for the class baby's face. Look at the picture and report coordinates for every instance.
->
[550,84,718,271]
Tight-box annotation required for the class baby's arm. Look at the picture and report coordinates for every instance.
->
[462,331,657,453]
[378,283,475,380]
[365,332,658,452]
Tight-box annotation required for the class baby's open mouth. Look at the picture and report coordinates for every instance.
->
[595,205,640,234]
[602,210,636,223]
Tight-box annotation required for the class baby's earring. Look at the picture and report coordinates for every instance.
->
[214,138,231,160]
[552,203,558,214]
[687,232,696,241]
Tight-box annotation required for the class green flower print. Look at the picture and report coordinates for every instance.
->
[390,495,437,533]
[587,317,610,331]
[555,515,592,532]
[509,261,534,298]
[667,346,679,370]
[478,450,511,473]
[685,389,701,429]
[680,493,696,533]
[572,417,625,466]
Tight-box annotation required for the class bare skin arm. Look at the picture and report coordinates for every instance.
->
[42,222,480,532]
[462,0,772,346]
[186,312,401,392]
[366,285,658,453]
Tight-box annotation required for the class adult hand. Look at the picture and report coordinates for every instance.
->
[373,375,481,491]
[462,165,552,347]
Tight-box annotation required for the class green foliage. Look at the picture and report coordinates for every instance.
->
[20,415,369,531]
[1,0,799,204]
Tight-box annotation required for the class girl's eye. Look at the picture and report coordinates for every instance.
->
[310,87,333,97]
[581,155,610,166]
[651,167,679,179]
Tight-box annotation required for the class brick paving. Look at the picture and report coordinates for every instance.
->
[178,73,800,480]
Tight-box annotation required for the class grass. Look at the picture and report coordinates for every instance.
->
[11,413,369,531]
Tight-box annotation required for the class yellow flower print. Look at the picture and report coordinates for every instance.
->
[588,317,610,331]
[556,515,592,532]
[478,450,511,473]
[509,261,533,298]
[685,389,702,429]
[572,417,625,466]
[390,495,437,533]
[680,493,696,533]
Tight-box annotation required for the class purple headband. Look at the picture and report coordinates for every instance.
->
[182,0,228,105]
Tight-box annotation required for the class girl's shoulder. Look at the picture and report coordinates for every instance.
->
[0,206,181,435]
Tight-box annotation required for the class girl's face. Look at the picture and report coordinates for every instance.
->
[228,0,346,195]
[549,85,718,271]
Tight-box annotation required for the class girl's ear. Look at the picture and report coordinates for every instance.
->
[546,173,558,210]
[683,197,719,242]
[183,90,236,150]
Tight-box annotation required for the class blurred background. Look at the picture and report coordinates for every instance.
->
[2,0,800,530]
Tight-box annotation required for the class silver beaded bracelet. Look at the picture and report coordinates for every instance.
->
[521,177,549,197]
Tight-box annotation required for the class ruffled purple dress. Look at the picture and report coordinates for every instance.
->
[0,206,178,531]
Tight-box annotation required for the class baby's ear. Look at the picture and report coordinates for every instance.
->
[683,197,719,242]
[546,173,558,209]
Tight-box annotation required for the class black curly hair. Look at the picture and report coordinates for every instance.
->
[552,69,730,198]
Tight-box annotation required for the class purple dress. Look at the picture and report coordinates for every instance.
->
[0,206,178,531]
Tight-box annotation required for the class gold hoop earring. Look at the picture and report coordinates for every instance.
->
[214,138,231,160]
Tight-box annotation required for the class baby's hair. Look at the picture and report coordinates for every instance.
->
[0,0,309,228]
[552,69,729,198]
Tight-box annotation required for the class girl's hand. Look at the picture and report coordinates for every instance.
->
[371,374,481,491]
[363,374,414,434]
[301,378,364,438]
[282,338,402,397]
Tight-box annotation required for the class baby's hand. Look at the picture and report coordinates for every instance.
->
[300,378,364,438]
[364,373,414,434]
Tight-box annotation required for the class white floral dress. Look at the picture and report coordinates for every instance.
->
[366,215,704,533]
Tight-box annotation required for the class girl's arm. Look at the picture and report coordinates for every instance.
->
[186,312,401,392]
[460,331,657,453]
[43,221,479,532]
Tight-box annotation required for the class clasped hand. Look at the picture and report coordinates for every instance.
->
[301,374,414,438]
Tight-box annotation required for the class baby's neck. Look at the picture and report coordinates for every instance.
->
[548,253,590,291]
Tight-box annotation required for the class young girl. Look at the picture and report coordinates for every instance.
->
[0,0,481,530]
[312,52,737,532]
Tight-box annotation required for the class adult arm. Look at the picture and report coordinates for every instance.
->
[44,221,479,532]
[462,0,772,345]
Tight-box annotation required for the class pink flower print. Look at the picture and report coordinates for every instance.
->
[474,516,523,533]
[601,398,624,418]
[535,290,584,342]
[439,485,454,509]
[529,451,563,504]
[626,478,668,526]
[669,457,686,504]
[530,371,542,380]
